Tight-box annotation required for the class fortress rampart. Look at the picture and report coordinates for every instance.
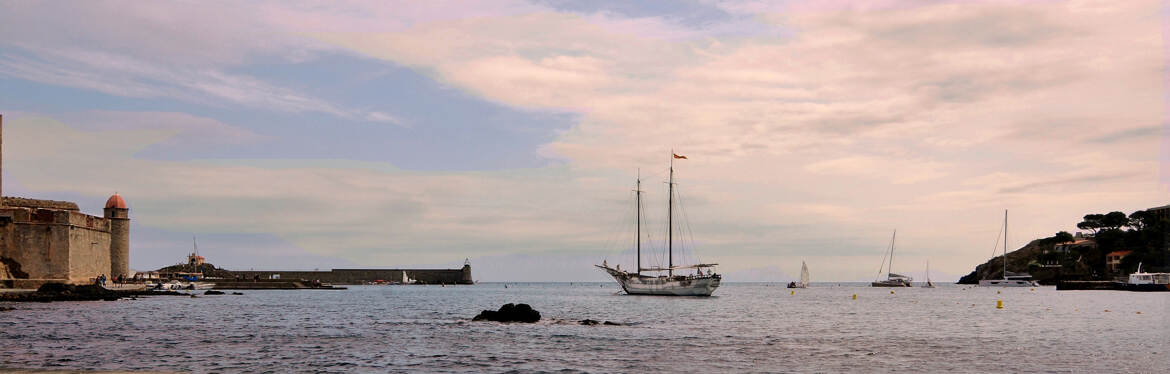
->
[0,115,131,288]
[230,265,473,285]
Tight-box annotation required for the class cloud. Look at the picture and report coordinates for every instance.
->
[2,0,1165,280]
[0,2,400,124]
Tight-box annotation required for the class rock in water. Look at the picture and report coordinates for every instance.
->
[579,319,600,325]
[473,303,541,323]
[204,290,225,295]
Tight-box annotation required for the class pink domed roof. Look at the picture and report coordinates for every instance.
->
[105,194,127,209]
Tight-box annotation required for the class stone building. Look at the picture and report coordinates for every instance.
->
[0,114,130,288]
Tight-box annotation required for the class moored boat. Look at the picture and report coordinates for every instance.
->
[979,210,1039,287]
[872,230,912,287]
[921,260,935,288]
[1123,263,1170,292]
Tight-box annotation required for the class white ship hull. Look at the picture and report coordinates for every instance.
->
[598,266,720,296]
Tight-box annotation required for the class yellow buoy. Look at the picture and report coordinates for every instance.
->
[997,290,1001,294]
[852,294,857,300]
[890,290,895,294]
[1030,288,1035,291]
[791,290,795,295]
[996,300,1003,309]
[1104,309,1110,312]
[1136,311,1142,315]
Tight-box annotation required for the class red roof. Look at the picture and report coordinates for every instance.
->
[104,194,127,209]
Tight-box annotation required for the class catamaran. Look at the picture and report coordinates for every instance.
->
[979,210,1039,287]
[787,261,809,288]
[872,230,913,287]
[596,153,721,296]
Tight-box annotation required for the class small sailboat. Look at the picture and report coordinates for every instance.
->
[921,261,935,288]
[872,230,913,287]
[596,153,721,296]
[787,261,809,288]
[979,210,1039,287]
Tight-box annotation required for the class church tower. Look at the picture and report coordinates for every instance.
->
[104,194,130,278]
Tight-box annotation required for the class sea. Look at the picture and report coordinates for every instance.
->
[1,282,1167,373]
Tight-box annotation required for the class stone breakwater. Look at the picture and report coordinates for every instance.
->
[0,283,184,302]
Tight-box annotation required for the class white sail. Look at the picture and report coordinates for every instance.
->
[799,261,810,287]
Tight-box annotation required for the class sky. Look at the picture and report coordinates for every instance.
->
[0,0,1166,282]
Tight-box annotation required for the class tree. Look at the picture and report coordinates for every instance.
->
[1102,211,1129,231]
[1128,210,1153,231]
[1077,214,1105,234]
[1053,231,1074,243]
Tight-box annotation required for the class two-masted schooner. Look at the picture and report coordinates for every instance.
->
[596,153,721,296]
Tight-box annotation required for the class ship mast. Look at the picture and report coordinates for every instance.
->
[635,172,642,274]
[888,230,896,280]
[1003,209,1008,280]
[668,152,674,277]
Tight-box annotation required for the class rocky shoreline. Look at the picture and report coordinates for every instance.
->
[0,283,186,302]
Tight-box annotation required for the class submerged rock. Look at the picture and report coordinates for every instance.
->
[578,319,622,326]
[231,292,244,295]
[473,303,541,323]
[204,290,225,295]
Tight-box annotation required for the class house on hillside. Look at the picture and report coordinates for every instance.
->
[1105,250,1132,273]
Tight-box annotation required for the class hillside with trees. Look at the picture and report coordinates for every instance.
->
[958,206,1169,284]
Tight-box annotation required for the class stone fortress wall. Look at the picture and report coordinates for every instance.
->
[230,265,474,285]
[0,114,131,288]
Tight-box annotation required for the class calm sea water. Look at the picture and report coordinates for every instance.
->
[2,283,1167,373]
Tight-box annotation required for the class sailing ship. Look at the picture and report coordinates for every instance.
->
[921,260,935,288]
[872,230,913,287]
[979,210,1039,287]
[787,261,809,288]
[596,153,721,296]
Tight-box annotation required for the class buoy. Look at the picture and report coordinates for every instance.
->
[997,290,1001,294]
[1104,309,1110,312]
[790,290,795,295]
[1136,311,1142,315]
[1030,288,1035,291]
[890,290,895,294]
[996,300,1003,309]
[852,294,857,300]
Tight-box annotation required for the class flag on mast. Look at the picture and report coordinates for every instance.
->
[672,153,687,159]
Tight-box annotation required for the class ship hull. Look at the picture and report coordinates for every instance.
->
[978,279,1037,287]
[871,280,912,287]
[598,266,720,296]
